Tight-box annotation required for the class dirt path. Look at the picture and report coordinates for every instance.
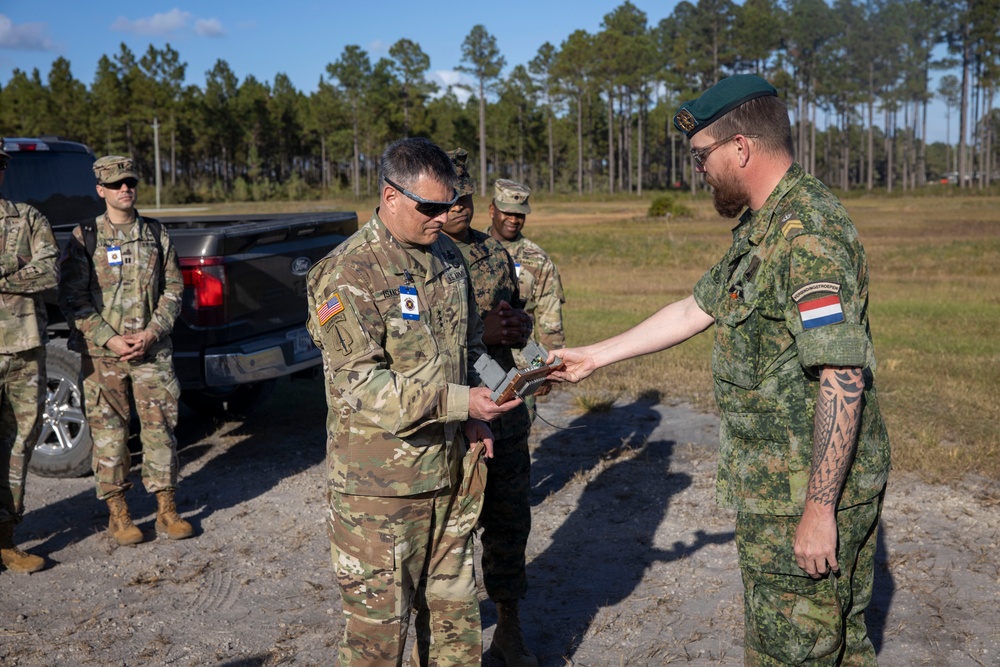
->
[2,379,997,666]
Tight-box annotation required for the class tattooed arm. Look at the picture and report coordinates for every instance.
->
[794,366,865,578]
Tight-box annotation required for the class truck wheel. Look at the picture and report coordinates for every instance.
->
[180,380,277,417]
[30,340,93,478]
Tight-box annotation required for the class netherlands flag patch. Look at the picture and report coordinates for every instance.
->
[797,294,844,329]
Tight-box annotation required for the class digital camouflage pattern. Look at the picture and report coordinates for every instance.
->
[737,494,882,666]
[693,162,889,666]
[450,227,533,605]
[693,162,890,516]
[59,213,182,358]
[58,212,184,500]
[1,197,58,524]
[489,232,566,369]
[306,210,488,664]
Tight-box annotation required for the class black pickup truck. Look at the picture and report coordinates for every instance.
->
[2,137,356,477]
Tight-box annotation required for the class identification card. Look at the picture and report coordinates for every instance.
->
[514,262,522,279]
[106,245,123,266]
[399,285,420,320]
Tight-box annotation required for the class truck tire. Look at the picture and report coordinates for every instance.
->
[180,380,277,418]
[30,340,93,478]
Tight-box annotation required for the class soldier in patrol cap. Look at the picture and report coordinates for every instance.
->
[306,137,522,666]
[0,138,59,573]
[549,74,890,666]
[487,178,565,390]
[59,155,193,547]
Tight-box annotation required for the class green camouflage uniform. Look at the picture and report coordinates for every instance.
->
[0,197,58,524]
[452,228,533,604]
[306,210,488,666]
[693,163,891,666]
[58,212,183,500]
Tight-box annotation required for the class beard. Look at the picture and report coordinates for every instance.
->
[709,168,751,219]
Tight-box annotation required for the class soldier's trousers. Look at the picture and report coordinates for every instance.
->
[0,348,45,523]
[736,491,884,666]
[330,442,487,667]
[82,350,180,500]
[479,428,532,603]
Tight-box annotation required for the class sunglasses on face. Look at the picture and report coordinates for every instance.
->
[384,176,459,218]
[101,178,139,190]
[690,134,759,169]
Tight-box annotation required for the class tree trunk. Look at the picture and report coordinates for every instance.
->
[607,88,615,194]
[867,62,875,192]
[576,95,584,196]
[958,28,970,189]
[479,77,488,196]
[548,111,555,194]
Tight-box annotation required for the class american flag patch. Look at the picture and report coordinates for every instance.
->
[797,294,844,329]
[317,292,344,325]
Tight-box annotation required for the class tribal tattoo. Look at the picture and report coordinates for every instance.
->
[808,367,865,507]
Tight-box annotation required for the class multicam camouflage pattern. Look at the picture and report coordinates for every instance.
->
[1,196,57,524]
[0,198,59,353]
[307,210,488,664]
[92,155,137,184]
[490,232,566,368]
[59,213,182,357]
[306,211,486,498]
[737,494,882,666]
[447,148,475,196]
[84,349,180,500]
[450,227,533,605]
[59,212,184,500]
[692,163,890,515]
[0,348,45,523]
[493,179,531,215]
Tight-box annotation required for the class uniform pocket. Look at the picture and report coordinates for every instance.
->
[330,508,397,620]
[713,300,760,389]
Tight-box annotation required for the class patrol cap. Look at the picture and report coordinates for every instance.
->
[493,179,531,215]
[0,138,10,161]
[93,155,138,184]
[448,147,475,196]
[673,74,778,138]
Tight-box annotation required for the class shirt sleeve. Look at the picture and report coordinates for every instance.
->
[533,258,565,349]
[146,227,183,340]
[0,206,59,294]
[58,227,118,348]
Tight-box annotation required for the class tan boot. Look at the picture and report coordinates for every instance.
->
[155,490,193,540]
[106,494,144,546]
[489,602,538,667]
[0,522,45,573]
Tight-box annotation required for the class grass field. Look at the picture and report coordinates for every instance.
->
[157,191,1000,482]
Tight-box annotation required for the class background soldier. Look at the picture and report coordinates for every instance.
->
[550,75,890,666]
[0,139,59,573]
[306,137,520,666]
[437,149,538,666]
[59,155,192,546]
[486,179,565,406]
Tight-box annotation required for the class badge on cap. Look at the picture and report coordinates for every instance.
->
[400,285,420,320]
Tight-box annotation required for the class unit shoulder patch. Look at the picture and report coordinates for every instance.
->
[793,283,844,330]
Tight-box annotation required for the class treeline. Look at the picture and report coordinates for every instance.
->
[1,0,997,203]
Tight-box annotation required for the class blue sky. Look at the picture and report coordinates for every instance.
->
[1,2,960,144]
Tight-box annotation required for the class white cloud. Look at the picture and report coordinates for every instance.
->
[368,39,386,55]
[194,18,225,37]
[110,9,191,36]
[0,14,56,51]
[430,69,474,102]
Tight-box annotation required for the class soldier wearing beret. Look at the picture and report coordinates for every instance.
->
[550,75,890,666]
[306,138,521,666]
[59,155,192,546]
[0,139,59,573]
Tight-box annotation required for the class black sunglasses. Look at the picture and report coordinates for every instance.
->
[384,176,459,217]
[101,178,139,190]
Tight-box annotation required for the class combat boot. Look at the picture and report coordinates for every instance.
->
[489,602,538,667]
[155,490,193,540]
[106,493,144,546]
[0,521,45,573]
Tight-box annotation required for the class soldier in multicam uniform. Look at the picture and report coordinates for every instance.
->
[486,179,565,387]
[0,139,59,573]
[550,75,890,666]
[59,155,193,546]
[436,149,538,666]
[305,137,521,666]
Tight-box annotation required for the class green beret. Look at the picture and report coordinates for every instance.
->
[673,74,778,138]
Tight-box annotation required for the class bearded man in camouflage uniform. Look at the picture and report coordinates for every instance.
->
[59,156,192,547]
[550,75,890,666]
[433,149,538,666]
[486,179,565,388]
[306,137,521,666]
[0,140,59,573]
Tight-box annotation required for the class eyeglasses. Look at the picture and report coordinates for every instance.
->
[690,134,757,169]
[101,178,139,190]
[384,176,459,218]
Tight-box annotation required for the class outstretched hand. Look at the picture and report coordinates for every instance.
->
[546,346,597,384]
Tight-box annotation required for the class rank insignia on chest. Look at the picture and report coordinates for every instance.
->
[400,285,420,320]
[797,294,844,329]
[317,291,344,325]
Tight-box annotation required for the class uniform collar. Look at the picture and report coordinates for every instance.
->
[742,162,805,247]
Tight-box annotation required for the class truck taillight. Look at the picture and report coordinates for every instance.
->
[180,257,227,326]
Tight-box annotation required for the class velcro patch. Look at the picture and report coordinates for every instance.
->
[781,218,804,239]
[797,294,844,329]
[317,292,344,325]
